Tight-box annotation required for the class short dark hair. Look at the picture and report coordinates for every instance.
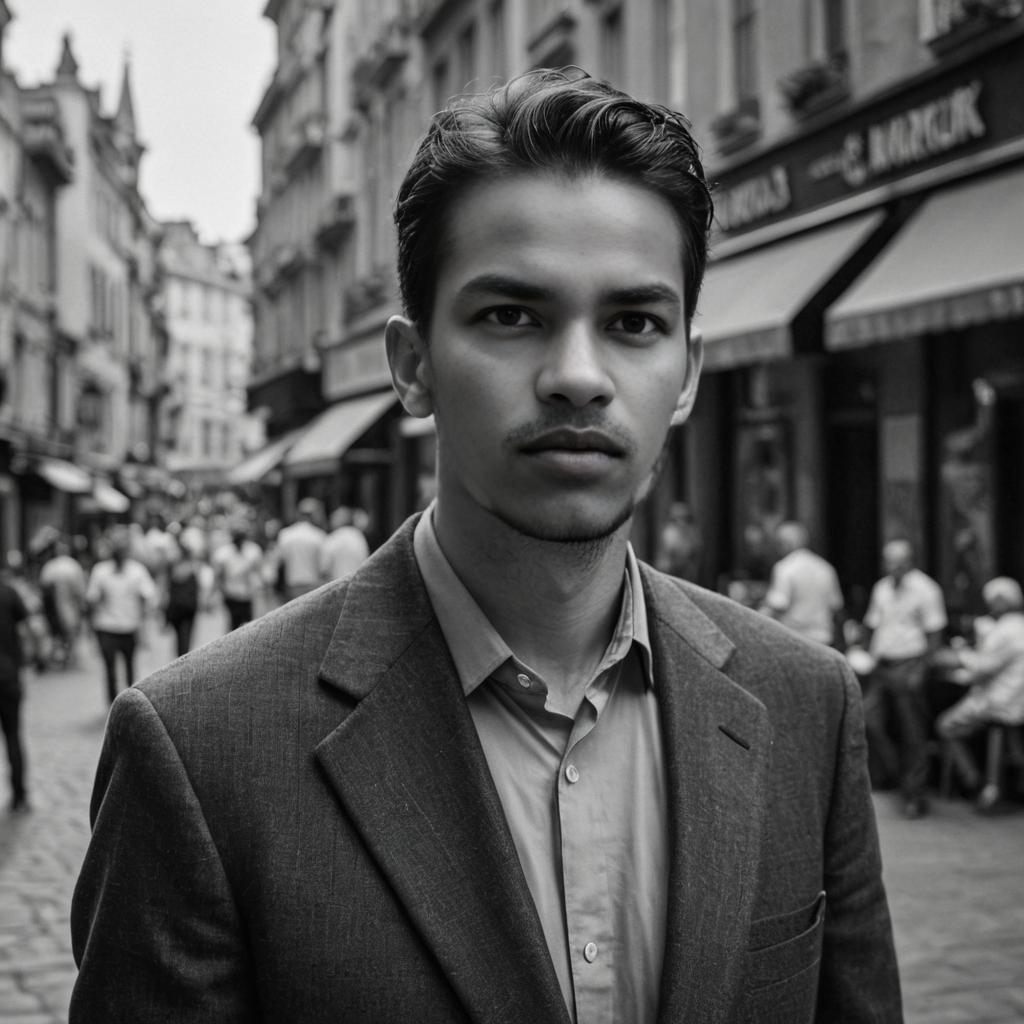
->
[394,67,714,334]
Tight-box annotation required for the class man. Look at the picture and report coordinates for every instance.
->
[211,520,264,630]
[85,525,157,703]
[320,505,371,581]
[0,557,37,812]
[935,576,1024,809]
[275,497,327,601]
[654,501,702,582]
[71,70,900,1022]
[862,538,947,819]
[39,537,87,669]
[760,521,845,647]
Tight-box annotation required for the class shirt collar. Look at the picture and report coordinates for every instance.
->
[413,503,653,697]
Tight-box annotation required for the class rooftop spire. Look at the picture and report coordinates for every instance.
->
[114,51,137,137]
[56,32,79,81]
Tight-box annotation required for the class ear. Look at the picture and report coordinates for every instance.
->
[670,323,703,427]
[385,316,434,418]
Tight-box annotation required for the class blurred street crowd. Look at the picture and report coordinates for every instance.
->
[0,495,370,813]
[654,509,1024,823]
[3,499,1022,821]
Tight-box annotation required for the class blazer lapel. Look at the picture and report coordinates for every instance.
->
[314,524,568,1024]
[642,569,773,1024]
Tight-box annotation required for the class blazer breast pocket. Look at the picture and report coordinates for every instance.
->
[738,891,826,1023]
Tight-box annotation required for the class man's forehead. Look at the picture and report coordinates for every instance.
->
[437,172,688,293]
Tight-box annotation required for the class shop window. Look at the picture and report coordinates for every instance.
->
[733,420,791,597]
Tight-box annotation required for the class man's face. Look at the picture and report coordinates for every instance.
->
[389,171,701,544]
[883,543,912,581]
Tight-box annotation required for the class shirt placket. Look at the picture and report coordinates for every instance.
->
[557,683,616,1023]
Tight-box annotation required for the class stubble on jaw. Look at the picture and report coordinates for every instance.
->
[482,424,676,559]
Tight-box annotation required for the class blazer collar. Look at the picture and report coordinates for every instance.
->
[316,520,770,1024]
[640,565,773,1024]
[316,517,569,1024]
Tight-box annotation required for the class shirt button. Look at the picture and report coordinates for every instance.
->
[516,673,531,689]
[565,764,580,784]
[583,942,598,963]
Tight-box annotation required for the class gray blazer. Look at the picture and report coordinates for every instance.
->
[70,516,902,1023]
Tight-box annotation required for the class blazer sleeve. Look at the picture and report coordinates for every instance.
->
[816,660,904,1022]
[70,686,257,1023]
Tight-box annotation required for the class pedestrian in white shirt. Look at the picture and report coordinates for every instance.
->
[277,499,327,602]
[320,507,370,582]
[212,524,265,630]
[862,538,947,818]
[760,521,844,646]
[86,526,157,703]
[936,577,1024,809]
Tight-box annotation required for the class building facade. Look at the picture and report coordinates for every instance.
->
[0,6,79,557]
[160,221,260,489]
[17,37,169,533]
[678,0,1024,620]
[247,0,1024,607]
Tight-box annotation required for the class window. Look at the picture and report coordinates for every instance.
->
[601,7,624,87]
[432,59,450,112]
[652,0,672,102]
[488,0,506,79]
[823,0,846,59]
[733,0,758,103]
[457,21,477,92]
[201,347,214,386]
[201,419,212,458]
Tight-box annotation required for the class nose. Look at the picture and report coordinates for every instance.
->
[535,323,615,408]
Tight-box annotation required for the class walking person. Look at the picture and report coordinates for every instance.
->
[320,506,371,581]
[862,538,948,818]
[654,501,702,582]
[760,521,845,647]
[38,537,87,669]
[211,521,264,630]
[85,526,157,703]
[71,69,900,1022]
[164,545,202,657]
[276,498,327,601]
[0,559,44,813]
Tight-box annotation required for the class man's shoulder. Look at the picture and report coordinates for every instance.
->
[137,578,354,709]
[645,567,842,667]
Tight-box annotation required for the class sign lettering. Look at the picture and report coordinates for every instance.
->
[810,80,986,189]
[715,165,792,232]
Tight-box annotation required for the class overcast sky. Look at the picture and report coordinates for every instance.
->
[6,0,276,244]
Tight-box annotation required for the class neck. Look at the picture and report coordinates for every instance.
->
[433,501,631,711]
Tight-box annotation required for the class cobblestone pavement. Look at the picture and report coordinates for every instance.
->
[2,615,1023,1022]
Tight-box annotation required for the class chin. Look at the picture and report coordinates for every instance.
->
[492,497,636,545]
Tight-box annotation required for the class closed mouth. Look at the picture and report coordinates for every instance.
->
[519,428,626,457]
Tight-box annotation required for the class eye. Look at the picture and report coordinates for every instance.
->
[609,312,661,336]
[482,306,539,328]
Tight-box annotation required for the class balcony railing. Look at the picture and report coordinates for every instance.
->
[20,94,74,184]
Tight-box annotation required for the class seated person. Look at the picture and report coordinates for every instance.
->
[936,577,1024,808]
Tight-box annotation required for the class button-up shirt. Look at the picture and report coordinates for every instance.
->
[413,508,668,1024]
[865,568,947,660]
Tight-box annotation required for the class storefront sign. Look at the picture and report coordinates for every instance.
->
[712,32,1023,236]
[808,81,986,189]
[715,165,792,232]
[324,334,391,401]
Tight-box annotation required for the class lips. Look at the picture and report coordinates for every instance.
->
[518,428,626,457]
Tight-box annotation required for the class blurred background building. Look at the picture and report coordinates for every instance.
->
[160,221,260,490]
[0,0,1021,611]
[244,0,1024,612]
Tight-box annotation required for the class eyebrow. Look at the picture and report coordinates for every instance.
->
[457,273,682,310]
